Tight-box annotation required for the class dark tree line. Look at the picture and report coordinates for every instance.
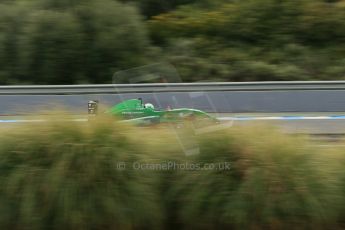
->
[0,0,345,84]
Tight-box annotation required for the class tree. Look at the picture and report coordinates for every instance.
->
[0,0,152,84]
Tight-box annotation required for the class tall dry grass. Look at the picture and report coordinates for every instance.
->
[0,116,343,230]
[166,126,344,230]
[0,115,163,230]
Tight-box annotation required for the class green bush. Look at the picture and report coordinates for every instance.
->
[149,0,345,82]
[0,116,163,230]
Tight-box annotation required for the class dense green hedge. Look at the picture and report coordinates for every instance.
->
[0,118,344,229]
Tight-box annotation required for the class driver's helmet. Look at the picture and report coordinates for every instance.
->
[145,103,155,110]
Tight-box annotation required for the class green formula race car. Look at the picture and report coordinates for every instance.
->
[88,98,218,125]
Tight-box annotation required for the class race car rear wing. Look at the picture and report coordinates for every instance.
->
[88,100,99,115]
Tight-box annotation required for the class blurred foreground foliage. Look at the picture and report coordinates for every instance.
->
[0,116,344,229]
[0,117,163,229]
[0,0,345,83]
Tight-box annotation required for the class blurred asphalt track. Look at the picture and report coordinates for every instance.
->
[2,90,345,114]
[1,90,345,134]
[2,113,345,135]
